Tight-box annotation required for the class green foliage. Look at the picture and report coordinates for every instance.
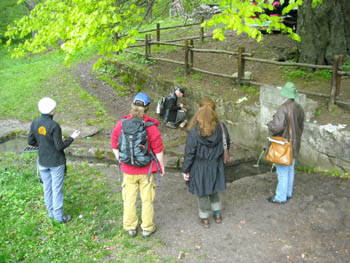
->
[204,0,302,43]
[94,66,131,96]
[6,0,144,67]
[296,165,350,179]
[192,73,201,80]
[343,60,350,71]
[122,74,132,84]
[284,67,331,82]
[0,153,169,262]
[241,84,258,96]
[315,108,322,116]
[175,76,185,83]
[0,0,26,41]
[5,0,324,66]
[296,165,319,173]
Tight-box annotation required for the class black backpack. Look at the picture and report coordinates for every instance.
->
[156,96,166,116]
[118,118,155,167]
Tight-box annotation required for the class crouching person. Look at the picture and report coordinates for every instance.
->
[162,87,187,129]
[28,97,80,223]
[111,92,165,238]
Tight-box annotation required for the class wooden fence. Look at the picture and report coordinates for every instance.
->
[121,21,349,111]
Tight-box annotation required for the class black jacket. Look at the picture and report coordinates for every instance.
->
[182,123,230,197]
[163,92,181,123]
[28,114,74,167]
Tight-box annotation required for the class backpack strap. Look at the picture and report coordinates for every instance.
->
[144,120,161,185]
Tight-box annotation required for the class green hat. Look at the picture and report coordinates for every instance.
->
[280,82,297,99]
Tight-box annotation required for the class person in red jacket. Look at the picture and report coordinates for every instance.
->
[111,92,165,238]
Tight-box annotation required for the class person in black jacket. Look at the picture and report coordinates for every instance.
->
[28,97,80,223]
[162,87,187,129]
[182,98,230,228]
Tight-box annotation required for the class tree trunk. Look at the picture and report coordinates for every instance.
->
[145,0,154,20]
[24,0,38,38]
[24,0,37,15]
[170,0,186,17]
[297,0,350,65]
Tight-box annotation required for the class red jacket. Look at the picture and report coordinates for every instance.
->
[111,114,163,174]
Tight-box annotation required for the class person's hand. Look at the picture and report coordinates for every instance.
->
[180,103,184,108]
[183,173,189,181]
[160,164,165,176]
[71,130,80,139]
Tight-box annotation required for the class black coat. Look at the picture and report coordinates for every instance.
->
[28,114,74,167]
[163,92,181,123]
[182,123,230,197]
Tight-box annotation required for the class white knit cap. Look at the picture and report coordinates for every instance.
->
[38,97,56,114]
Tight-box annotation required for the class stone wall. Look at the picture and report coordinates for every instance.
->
[110,61,350,172]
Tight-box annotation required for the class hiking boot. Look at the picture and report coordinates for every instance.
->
[60,215,72,224]
[127,229,137,238]
[166,122,177,129]
[200,218,210,228]
[142,227,157,238]
[213,214,222,224]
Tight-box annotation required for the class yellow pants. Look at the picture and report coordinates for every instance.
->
[122,173,155,231]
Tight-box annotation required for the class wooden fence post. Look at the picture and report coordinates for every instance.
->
[113,33,119,44]
[336,55,343,97]
[157,23,160,47]
[145,34,149,59]
[190,39,194,68]
[328,55,340,111]
[237,47,246,86]
[200,16,204,43]
[184,40,189,75]
[148,34,151,57]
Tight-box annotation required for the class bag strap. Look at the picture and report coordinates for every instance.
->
[220,123,228,150]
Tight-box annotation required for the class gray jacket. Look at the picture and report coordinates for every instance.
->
[267,99,305,158]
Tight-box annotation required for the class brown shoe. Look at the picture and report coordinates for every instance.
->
[214,214,222,224]
[200,218,210,228]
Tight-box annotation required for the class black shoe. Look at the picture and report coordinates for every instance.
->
[165,122,176,129]
[267,197,286,204]
[287,196,292,200]
[60,215,73,224]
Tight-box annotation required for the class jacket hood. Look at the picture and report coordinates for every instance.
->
[195,125,222,148]
[121,114,160,126]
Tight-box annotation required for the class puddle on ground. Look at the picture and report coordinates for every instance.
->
[225,161,273,183]
[0,137,28,153]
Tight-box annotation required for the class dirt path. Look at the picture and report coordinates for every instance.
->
[154,170,350,263]
[100,165,350,263]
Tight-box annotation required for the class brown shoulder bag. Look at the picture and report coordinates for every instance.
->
[265,106,293,166]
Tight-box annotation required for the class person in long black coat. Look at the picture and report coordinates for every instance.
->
[182,98,230,228]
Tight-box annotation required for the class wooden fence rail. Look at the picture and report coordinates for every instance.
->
[138,22,202,34]
[120,23,349,112]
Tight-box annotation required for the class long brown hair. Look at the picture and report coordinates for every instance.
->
[129,103,149,118]
[188,98,219,137]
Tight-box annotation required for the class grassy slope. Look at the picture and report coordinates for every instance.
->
[0,0,26,41]
[0,46,114,129]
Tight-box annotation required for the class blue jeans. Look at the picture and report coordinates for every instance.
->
[275,159,295,202]
[39,164,65,222]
